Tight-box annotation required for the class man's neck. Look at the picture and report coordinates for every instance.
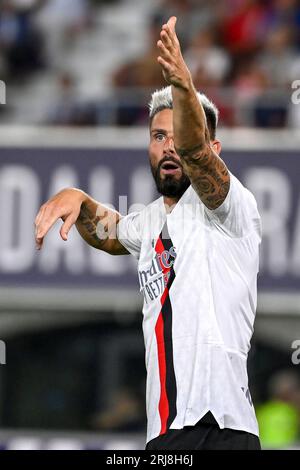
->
[163,196,178,213]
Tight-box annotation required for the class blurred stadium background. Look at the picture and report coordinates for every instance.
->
[0,0,299,450]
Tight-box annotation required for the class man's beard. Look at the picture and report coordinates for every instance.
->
[150,156,191,199]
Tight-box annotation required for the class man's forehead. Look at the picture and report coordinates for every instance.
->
[150,108,173,132]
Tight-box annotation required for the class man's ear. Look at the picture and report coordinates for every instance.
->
[211,140,222,155]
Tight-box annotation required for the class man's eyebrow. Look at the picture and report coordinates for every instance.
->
[151,128,167,134]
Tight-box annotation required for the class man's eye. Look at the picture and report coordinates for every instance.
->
[155,134,166,141]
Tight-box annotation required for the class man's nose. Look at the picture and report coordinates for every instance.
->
[163,136,176,154]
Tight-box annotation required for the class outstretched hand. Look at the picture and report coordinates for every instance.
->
[157,16,192,90]
[35,188,85,250]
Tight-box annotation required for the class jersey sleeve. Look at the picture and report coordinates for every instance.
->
[204,172,262,239]
[117,211,142,259]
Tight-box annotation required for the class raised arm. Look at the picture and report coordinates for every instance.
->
[157,16,230,210]
[35,188,128,255]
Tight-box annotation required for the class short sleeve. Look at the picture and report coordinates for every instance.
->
[204,172,262,239]
[117,211,142,259]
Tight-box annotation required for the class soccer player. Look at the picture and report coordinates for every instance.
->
[35,17,262,450]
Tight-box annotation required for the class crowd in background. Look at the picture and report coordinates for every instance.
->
[0,0,93,81]
[0,0,300,127]
[112,0,300,127]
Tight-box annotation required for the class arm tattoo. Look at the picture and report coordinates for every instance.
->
[178,144,230,210]
[78,203,108,248]
[176,143,204,160]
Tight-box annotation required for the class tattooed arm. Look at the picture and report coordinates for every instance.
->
[157,17,230,210]
[175,129,230,211]
[76,195,128,254]
[35,188,128,255]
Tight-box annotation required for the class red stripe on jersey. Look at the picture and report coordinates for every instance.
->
[155,237,165,264]
[161,286,168,305]
[154,234,171,435]
[155,311,169,435]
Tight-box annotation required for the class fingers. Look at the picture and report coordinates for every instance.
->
[157,16,190,89]
[157,16,181,77]
[167,16,177,32]
[35,204,46,229]
[35,206,64,250]
[158,16,179,63]
[157,39,173,62]
[157,55,172,73]
[35,216,55,249]
[160,29,173,49]
[35,224,46,250]
[60,214,76,241]
[162,16,178,47]
[35,206,45,250]
[35,234,43,251]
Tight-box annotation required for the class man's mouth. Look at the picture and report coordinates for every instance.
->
[160,161,182,175]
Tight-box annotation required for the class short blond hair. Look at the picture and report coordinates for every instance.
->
[148,86,219,139]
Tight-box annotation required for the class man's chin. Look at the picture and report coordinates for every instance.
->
[156,177,190,199]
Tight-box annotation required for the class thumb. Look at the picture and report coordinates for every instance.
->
[60,214,75,241]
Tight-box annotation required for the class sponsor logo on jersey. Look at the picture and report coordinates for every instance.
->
[138,247,177,303]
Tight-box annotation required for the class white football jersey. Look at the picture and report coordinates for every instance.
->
[117,172,262,444]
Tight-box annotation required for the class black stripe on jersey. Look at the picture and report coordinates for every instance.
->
[159,224,177,430]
